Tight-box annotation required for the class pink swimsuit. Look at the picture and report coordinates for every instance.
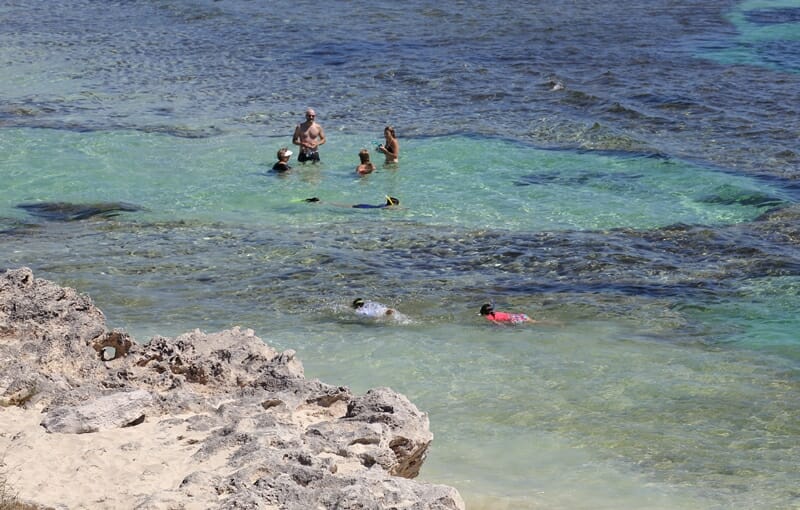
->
[484,311,530,324]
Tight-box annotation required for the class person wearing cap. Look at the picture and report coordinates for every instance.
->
[272,147,293,172]
[356,148,377,175]
[292,108,326,163]
[479,303,536,324]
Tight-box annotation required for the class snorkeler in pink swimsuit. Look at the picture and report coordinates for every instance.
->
[479,303,535,324]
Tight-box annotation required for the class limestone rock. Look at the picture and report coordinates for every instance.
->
[41,389,154,433]
[0,267,465,510]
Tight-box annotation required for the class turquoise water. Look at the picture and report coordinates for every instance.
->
[700,0,800,73]
[3,128,798,509]
[1,128,785,231]
[2,1,800,508]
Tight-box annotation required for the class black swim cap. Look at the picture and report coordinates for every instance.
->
[385,196,399,206]
[352,298,365,309]
[479,303,494,315]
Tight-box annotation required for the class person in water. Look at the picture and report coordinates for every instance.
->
[304,196,400,209]
[376,125,399,163]
[356,148,377,175]
[292,108,326,163]
[352,298,396,318]
[272,147,292,172]
[479,303,536,324]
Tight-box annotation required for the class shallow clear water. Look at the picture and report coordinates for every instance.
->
[1,128,788,231]
[1,1,800,509]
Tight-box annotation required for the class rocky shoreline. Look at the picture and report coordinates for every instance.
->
[0,267,464,509]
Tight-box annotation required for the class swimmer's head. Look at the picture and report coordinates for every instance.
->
[277,147,292,160]
[359,149,371,164]
[385,196,400,206]
[352,298,365,309]
[479,303,494,316]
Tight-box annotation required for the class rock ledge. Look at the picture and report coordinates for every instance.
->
[0,267,464,510]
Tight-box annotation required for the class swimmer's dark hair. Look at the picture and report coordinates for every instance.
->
[385,196,400,206]
[479,303,494,315]
[352,298,365,309]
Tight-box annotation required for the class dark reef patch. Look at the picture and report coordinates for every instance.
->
[744,8,800,26]
[17,202,143,222]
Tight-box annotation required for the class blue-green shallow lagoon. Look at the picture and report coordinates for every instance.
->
[2,128,799,509]
[2,0,800,507]
[1,128,788,231]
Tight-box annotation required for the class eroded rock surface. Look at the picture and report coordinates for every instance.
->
[0,267,464,509]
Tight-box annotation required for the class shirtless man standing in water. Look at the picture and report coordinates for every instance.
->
[292,108,326,163]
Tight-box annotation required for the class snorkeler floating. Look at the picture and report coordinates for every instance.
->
[479,303,536,324]
[352,298,396,317]
[351,298,411,323]
[304,196,400,209]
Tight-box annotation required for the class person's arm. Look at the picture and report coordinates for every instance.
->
[292,125,302,147]
[379,139,398,159]
[304,197,352,208]
[316,125,326,147]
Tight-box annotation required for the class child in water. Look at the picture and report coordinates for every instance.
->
[479,303,536,324]
[356,148,376,175]
[272,147,292,172]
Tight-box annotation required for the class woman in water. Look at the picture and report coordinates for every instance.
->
[376,125,399,164]
[356,148,376,175]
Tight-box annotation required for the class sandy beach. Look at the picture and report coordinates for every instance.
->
[1,405,230,509]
